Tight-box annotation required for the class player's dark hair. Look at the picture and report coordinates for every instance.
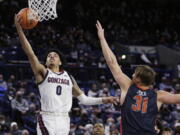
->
[44,48,66,69]
[135,65,156,86]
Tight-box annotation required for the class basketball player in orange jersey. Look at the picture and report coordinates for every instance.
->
[96,20,180,135]
[14,15,118,135]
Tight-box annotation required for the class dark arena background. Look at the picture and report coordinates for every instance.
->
[0,0,180,134]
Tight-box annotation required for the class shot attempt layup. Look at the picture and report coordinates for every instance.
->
[14,16,117,135]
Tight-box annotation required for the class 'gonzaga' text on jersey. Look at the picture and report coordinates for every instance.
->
[38,69,73,113]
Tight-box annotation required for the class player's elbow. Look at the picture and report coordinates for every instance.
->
[106,60,113,66]
[106,57,116,65]
[107,61,118,70]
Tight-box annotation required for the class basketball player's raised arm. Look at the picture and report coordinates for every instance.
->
[14,15,46,81]
[157,90,180,104]
[96,21,131,90]
[71,76,118,105]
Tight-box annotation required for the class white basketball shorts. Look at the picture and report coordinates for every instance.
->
[37,112,70,135]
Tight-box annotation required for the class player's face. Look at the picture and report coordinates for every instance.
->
[132,73,141,84]
[46,52,62,67]
[93,123,104,135]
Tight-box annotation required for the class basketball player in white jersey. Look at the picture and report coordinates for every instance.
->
[14,15,118,135]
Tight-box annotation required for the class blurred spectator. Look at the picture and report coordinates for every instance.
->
[109,125,119,135]
[69,123,77,135]
[93,123,105,135]
[161,127,173,135]
[7,75,16,88]
[0,74,7,91]
[21,129,29,135]
[0,114,9,133]
[172,106,180,120]
[174,120,180,135]
[11,91,29,127]
[27,92,39,107]
[88,83,98,97]
[84,123,93,135]
[159,77,174,92]
[98,57,107,69]
[177,63,180,79]
[10,122,21,135]
[105,117,115,135]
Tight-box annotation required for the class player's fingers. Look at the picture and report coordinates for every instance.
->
[97,20,100,25]
[14,14,20,25]
[97,20,102,29]
[17,15,21,21]
[14,14,17,21]
[96,23,101,30]
[17,17,21,23]
[15,14,20,23]
[113,100,118,105]
[97,22,101,29]
[96,20,101,28]
[116,97,119,102]
[110,97,117,104]
[114,97,119,103]
[19,18,23,23]
[96,24,99,29]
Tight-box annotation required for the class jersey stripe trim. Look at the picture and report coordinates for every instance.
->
[66,72,74,85]
[37,70,49,85]
[37,114,49,135]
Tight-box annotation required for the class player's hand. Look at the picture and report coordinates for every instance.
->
[14,14,23,31]
[102,96,119,105]
[96,20,105,40]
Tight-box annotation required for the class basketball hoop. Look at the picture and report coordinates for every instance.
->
[28,0,58,22]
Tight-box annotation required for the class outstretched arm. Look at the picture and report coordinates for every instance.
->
[96,21,131,91]
[14,15,46,83]
[71,76,118,105]
[157,90,180,104]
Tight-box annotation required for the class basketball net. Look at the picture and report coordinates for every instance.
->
[28,0,58,22]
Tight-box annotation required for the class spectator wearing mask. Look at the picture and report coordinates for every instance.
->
[11,91,29,127]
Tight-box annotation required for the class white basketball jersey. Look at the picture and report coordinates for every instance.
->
[38,69,73,113]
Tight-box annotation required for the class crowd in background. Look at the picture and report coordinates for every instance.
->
[0,0,180,49]
[0,72,180,135]
[0,0,180,134]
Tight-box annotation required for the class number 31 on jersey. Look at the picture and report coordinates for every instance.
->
[132,95,148,113]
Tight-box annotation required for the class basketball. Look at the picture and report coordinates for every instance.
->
[17,8,38,29]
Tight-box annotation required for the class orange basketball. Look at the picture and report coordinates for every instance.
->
[17,8,38,29]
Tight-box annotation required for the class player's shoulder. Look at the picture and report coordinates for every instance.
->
[156,90,168,100]
[157,90,167,95]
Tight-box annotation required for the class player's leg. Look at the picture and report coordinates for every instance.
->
[37,114,55,135]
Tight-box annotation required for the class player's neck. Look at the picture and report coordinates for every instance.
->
[48,67,60,73]
[136,84,150,90]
